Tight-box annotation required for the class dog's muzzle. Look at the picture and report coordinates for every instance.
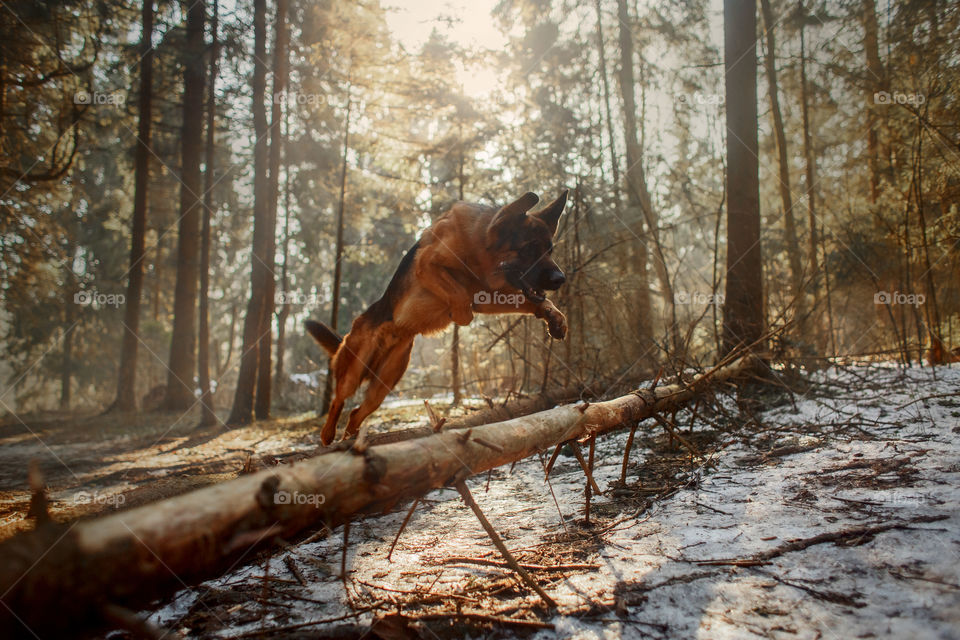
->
[501,262,565,303]
[541,268,566,291]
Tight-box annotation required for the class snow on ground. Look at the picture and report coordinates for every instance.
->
[144,364,960,639]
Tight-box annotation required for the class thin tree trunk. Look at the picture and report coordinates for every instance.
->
[162,0,206,411]
[60,312,73,411]
[219,301,237,378]
[573,183,586,371]
[798,0,821,341]
[198,0,218,427]
[861,0,885,203]
[721,0,764,353]
[711,184,725,357]
[759,0,803,304]
[255,0,289,420]
[914,113,940,343]
[451,326,462,405]
[451,131,465,406]
[593,0,621,211]
[820,221,837,359]
[112,0,153,412]
[906,122,932,363]
[274,103,292,404]
[152,233,162,322]
[0,48,5,145]
[227,0,269,425]
[614,0,653,354]
[321,91,352,414]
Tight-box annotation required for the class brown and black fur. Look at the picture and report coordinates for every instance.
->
[306,190,569,448]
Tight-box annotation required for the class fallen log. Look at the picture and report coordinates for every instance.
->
[443,384,588,429]
[313,383,588,452]
[0,354,757,637]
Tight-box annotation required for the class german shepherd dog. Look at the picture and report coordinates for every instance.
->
[305,190,568,449]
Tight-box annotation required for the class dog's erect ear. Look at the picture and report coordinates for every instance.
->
[531,189,568,236]
[490,192,539,228]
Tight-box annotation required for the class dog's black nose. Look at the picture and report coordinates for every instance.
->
[544,269,566,290]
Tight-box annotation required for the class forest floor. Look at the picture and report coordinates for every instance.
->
[4,364,960,639]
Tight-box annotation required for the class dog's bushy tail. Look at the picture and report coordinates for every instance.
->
[305,320,342,357]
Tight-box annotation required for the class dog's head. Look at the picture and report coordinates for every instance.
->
[486,190,568,303]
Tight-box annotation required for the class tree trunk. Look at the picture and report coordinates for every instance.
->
[913,116,940,344]
[451,135,465,406]
[861,0,885,203]
[451,326,462,405]
[759,0,803,304]
[320,92,352,415]
[0,355,757,638]
[593,0,621,210]
[798,0,820,328]
[152,233,162,322]
[112,0,154,413]
[820,219,837,358]
[255,0,289,420]
[227,0,269,425]
[198,0,218,427]
[59,317,73,411]
[219,301,237,378]
[162,0,206,411]
[274,104,292,404]
[721,0,765,354]
[614,0,653,354]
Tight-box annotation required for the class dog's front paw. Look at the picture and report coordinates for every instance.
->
[538,303,567,340]
[546,309,567,340]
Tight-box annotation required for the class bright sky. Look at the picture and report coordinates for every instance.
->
[382,0,507,50]
[382,0,508,98]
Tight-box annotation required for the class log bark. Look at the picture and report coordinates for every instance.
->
[445,384,585,430]
[0,356,757,636]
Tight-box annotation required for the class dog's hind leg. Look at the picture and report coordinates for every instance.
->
[345,339,414,451]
